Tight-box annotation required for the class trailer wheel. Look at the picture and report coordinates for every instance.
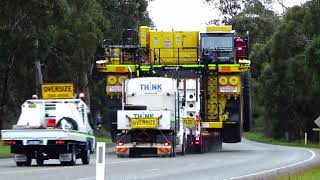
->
[36,157,44,166]
[81,149,90,165]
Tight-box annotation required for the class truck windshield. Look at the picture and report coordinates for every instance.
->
[201,36,233,50]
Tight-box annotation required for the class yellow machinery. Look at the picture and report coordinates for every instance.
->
[96,25,251,152]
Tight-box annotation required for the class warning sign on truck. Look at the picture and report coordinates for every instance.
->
[41,83,74,99]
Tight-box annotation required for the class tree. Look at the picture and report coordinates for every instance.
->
[205,0,245,22]
[0,0,107,129]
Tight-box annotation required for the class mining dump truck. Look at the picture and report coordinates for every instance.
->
[96,25,251,153]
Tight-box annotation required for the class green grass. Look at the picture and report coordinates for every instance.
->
[0,141,10,157]
[95,136,112,143]
[244,132,320,180]
[275,166,320,180]
[244,132,320,148]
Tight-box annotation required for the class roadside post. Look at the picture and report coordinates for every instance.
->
[96,142,106,180]
[304,133,307,145]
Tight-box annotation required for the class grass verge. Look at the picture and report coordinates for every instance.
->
[275,166,320,180]
[244,132,320,180]
[244,132,320,148]
[0,141,10,157]
[95,136,112,143]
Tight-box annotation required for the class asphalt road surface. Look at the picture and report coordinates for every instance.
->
[0,139,320,180]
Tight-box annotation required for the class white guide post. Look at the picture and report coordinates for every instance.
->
[96,142,106,180]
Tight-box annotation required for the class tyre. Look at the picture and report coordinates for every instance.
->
[56,117,78,131]
[242,72,251,132]
[61,145,77,166]
[181,135,186,155]
[170,135,176,157]
[36,157,44,166]
[16,162,24,166]
[69,146,77,166]
[25,157,32,166]
[81,149,90,165]
[60,161,69,166]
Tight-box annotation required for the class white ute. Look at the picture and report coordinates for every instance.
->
[1,99,95,166]
[116,77,187,157]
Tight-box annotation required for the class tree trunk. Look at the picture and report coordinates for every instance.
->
[34,60,43,97]
[82,72,90,106]
[0,55,15,130]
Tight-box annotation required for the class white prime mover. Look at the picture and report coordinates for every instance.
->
[116,77,186,157]
[1,99,95,166]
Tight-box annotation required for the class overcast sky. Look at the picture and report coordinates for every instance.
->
[147,0,308,31]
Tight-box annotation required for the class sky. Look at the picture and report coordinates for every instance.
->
[147,0,308,31]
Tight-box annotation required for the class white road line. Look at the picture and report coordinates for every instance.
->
[144,168,160,172]
[76,176,95,180]
[225,149,316,180]
[0,166,76,174]
[0,159,146,174]
[109,159,146,164]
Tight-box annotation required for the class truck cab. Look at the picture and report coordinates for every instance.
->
[200,26,235,64]
[116,77,186,157]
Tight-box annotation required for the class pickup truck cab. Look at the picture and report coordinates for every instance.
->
[1,99,95,166]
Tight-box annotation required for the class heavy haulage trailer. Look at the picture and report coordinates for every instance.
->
[96,25,251,156]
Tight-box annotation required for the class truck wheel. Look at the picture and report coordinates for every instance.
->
[81,149,90,165]
[61,145,77,166]
[69,146,77,166]
[16,162,24,166]
[25,157,32,166]
[170,136,176,157]
[36,157,44,166]
[181,135,186,155]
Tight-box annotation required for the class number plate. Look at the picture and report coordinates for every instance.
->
[131,118,158,129]
[183,118,195,127]
[27,140,42,145]
[219,86,237,93]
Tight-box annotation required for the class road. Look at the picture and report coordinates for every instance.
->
[0,139,319,180]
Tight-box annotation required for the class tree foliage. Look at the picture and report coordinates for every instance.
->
[0,0,151,129]
[246,0,320,140]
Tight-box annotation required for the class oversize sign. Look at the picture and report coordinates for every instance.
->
[42,83,74,99]
[131,118,158,129]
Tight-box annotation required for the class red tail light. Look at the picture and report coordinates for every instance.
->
[56,140,65,145]
[6,141,15,145]
[195,136,201,145]
[47,118,56,127]
[117,141,125,146]
[163,140,171,146]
